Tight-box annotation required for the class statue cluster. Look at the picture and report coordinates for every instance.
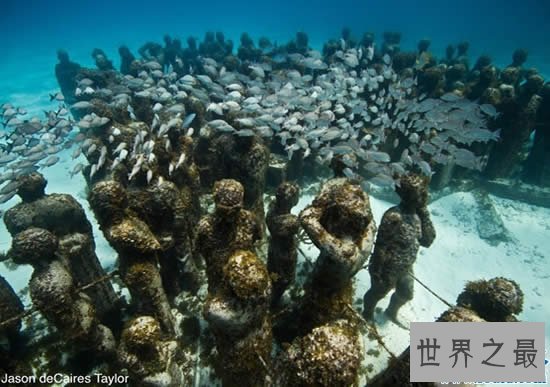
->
[0,27,534,386]
[54,30,550,189]
[1,166,442,385]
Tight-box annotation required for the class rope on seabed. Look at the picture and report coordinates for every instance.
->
[342,269,454,362]
[344,302,398,361]
[0,270,119,330]
[407,270,453,308]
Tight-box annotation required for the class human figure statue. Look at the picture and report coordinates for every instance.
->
[89,180,175,335]
[9,228,115,358]
[203,250,272,387]
[118,45,136,75]
[212,134,269,236]
[266,182,300,306]
[300,178,377,291]
[275,178,376,340]
[92,48,115,71]
[117,316,186,386]
[4,172,120,325]
[363,173,436,322]
[54,50,81,104]
[195,179,262,293]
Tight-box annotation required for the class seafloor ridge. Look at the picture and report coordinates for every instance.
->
[0,29,548,386]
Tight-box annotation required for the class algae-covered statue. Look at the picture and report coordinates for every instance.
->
[212,134,269,235]
[456,276,524,322]
[300,177,377,291]
[275,177,375,344]
[89,180,175,335]
[54,49,80,104]
[9,227,116,358]
[275,319,362,387]
[195,179,262,293]
[117,316,186,386]
[0,273,24,370]
[363,173,436,322]
[266,182,300,306]
[4,172,120,325]
[203,250,272,387]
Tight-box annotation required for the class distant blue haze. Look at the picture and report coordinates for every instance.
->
[1,0,549,101]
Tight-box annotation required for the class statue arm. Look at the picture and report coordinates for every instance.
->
[417,206,436,247]
[300,206,357,258]
[359,219,377,257]
[268,214,300,236]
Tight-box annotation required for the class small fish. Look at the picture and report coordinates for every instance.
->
[71,101,93,110]
[0,191,17,204]
[87,143,98,156]
[40,155,60,168]
[119,149,128,160]
[49,92,65,101]
[0,180,19,195]
[89,163,98,179]
[480,104,499,118]
[207,103,223,116]
[175,153,186,169]
[128,163,141,181]
[343,167,357,180]
[70,163,84,178]
[366,151,391,163]
[370,173,395,188]
[236,129,255,137]
[418,160,433,176]
[168,162,175,176]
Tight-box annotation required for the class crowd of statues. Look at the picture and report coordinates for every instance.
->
[0,29,531,386]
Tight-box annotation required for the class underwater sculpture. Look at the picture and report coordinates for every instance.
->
[212,133,269,235]
[363,173,436,322]
[9,227,116,358]
[3,172,120,325]
[274,176,375,377]
[275,319,362,387]
[117,315,186,386]
[481,49,544,180]
[195,179,262,293]
[455,276,524,322]
[300,177,377,292]
[522,81,550,186]
[118,45,137,76]
[54,49,81,105]
[126,177,200,300]
[89,180,175,335]
[266,181,301,306]
[0,273,24,361]
[0,274,29,378]
[203,249,272,387]
[1,25,547,385]
[92,48,115,71]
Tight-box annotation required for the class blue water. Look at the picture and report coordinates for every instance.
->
[2,0,550,104]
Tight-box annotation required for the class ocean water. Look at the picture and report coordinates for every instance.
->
[1,0,549,385]
[2,0,550,100]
